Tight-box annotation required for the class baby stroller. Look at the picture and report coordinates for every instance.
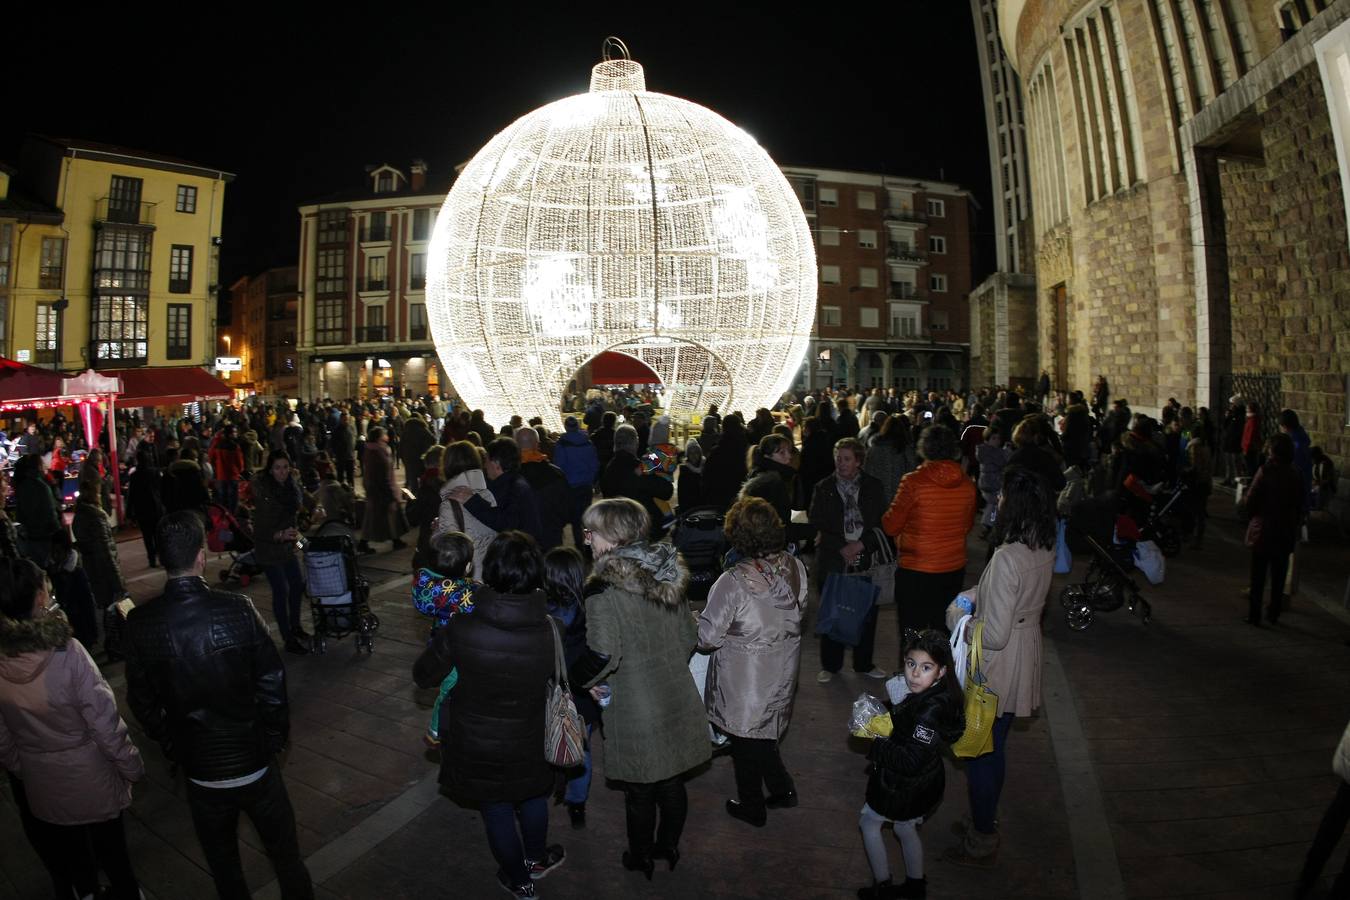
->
[670,505,729,605]
[207,504,261,586]
[1060,495,1153,631]
[303,521,379,653]
[1120,474,1189,558]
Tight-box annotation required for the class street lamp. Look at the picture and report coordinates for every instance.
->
[223,334,232,354]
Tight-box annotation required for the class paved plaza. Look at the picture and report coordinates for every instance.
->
[2,491,1348,899]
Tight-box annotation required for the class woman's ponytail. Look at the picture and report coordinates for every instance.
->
[0,557,45,621]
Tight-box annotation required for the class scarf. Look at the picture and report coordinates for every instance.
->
[608,541,682,585]
[836,473,864,540]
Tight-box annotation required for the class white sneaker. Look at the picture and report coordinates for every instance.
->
[864,667,888,679]
[816,670,834,684]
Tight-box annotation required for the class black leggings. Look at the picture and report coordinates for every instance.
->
[8,772,140,899]
[620,776,688,857]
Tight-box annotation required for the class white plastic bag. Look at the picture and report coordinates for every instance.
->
[885,673,910,705]
[849,693,889,736]
[1133,540,1166,585]
[949,613,973,689]
[689,650,726,745]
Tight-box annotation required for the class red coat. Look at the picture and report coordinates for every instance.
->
[209,437,246,481]
[882,459,977,573]
[1240,414,1261,455]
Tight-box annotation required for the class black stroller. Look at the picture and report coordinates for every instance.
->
[304,522,379,653]
[670,505,729,605]
[1059,495,1153,631]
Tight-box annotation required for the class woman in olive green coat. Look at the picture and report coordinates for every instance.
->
[578,498,709,878]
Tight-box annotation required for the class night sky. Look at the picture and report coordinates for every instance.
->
[3,6,992,312]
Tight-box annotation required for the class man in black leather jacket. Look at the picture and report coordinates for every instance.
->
[125,511,313,899]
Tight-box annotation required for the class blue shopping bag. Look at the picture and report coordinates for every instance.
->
[1054,519,1073,574]
[815,570,879,647]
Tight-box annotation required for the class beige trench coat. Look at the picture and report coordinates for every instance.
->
[947,541,1053,717]
[698,552,808,739]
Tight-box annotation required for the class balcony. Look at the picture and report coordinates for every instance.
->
[95,198,156,227]
[409,326,428,341]
[887,245,929,263]
[884,208,928,225]
[889,286,928,302]
[365,278,388,292]
[361,226,390,243]
[358,326,388,343]
[410,275,426,290]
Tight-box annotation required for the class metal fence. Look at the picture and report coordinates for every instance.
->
[1218,372,1282,445]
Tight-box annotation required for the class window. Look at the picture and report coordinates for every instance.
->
[930,309,950,331]
[819,227,840,246]
[410,303,429,340]
[366,256,387,291]
[930,274,948,292]
[366,211,388,242]
[39,237,65,289]
[819,187,839,207]
[166,304,192,359]
[926,199,946,217]
[860,307,880,328]
[929,236,947,254]
[318,210,348,244]
[857,228,877,249]
[859,267,878,288]
[35,303,57,363]
[376,171,394,193]
[820,265,841,285]
[175,185,197,213]
[821,306,841,326]
[317,249,346,294]
[891,310,919,338]
[0,223,10,287]
[410,253,426,290]
[365,304,386,339]
[857,191,876,210]
[94,228,151,291]
[413,208,431,241]
[108,175,143,224]
[789,176,816,212]
[92,295,148,362]
[169,245,193,293]
[316,296,345,345]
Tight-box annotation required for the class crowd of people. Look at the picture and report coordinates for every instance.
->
[0,376,1342,899]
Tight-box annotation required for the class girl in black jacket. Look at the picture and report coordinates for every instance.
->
[858,630,965,900]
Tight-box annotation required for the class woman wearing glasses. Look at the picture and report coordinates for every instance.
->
[0,557,145,898]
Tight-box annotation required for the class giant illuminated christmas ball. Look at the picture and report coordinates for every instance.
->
[426,44,817,430]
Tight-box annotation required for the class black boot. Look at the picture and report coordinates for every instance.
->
[621,852,654,880]
[895,877,927,898]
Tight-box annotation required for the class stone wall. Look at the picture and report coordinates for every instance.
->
[969,273,1038,389]
[1221,65,1350,466]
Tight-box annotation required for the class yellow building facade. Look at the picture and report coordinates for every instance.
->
[0,137,232,371]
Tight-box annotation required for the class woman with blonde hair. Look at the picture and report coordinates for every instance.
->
[575,498,709,878]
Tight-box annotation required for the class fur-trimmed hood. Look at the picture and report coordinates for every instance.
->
[0,614,73,684]
[593,542,690,608]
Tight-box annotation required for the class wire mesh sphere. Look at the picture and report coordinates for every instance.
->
[426,55,817,430]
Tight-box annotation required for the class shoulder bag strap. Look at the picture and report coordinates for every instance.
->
[969,620,983,682]
[450,498,466,532]
[548,615,568,688]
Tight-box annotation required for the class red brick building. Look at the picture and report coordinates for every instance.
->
[780,166,977,393]
[227,265,298,396]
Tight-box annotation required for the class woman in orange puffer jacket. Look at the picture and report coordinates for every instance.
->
[883,424,977,636]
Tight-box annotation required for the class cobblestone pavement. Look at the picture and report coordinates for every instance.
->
[1,490,1347,899]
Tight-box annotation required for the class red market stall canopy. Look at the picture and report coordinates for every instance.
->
[0,357,72,409]
[99,367,233,406]
[587,351,661,386]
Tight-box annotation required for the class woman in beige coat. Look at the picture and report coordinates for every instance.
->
[699,497,808,828]
[944,466,1054,866]
[0,557,144,898]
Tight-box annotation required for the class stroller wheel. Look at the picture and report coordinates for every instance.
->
[1060,584,1087,610]
[1139,598,1152,625]
[1156,528,1182,558]
[1066,605,1094,631]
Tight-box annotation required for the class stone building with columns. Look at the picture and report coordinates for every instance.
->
[296,161,451,402]
[996,0,1349,473]
[780,166,978,396]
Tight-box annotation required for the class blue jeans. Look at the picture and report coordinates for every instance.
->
[480,794,549,885]
[264,557,305,641]
[217,479,239,513]
[563,724,594,805]
[965,712,1016,833]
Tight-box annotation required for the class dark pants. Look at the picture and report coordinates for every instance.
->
[819,603,878,673]
[1298,781,1350,897]
[141,517,160,566]
[9,772,139,898]
[621,776,688,857]
[966,712,1016,833]
[186,766,314,900]
[895,566,966,640]
[1249,547,1291,622]
[336,456,355,486]
[729,735,795,811]
[480,794,549,886]
[568,484,592,549]
[264,557,305,641]
[217,479,240,513]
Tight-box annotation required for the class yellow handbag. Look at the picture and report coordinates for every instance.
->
[952,620,999,759]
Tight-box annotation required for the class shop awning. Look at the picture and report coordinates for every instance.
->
[0,357,71,408]
[99,366,233,406]
[587,351,661,386]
